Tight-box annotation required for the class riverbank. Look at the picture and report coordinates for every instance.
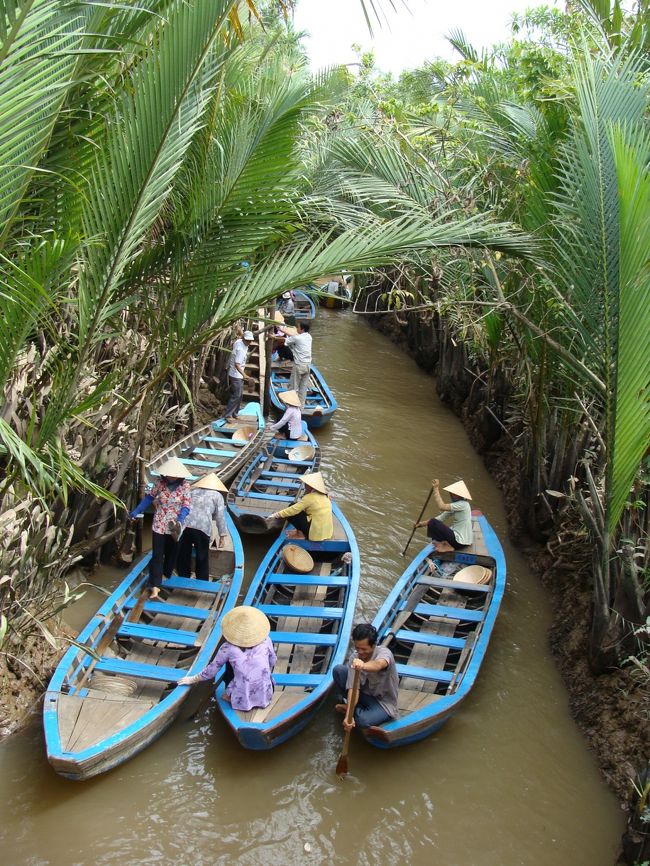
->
[359,302,648,860]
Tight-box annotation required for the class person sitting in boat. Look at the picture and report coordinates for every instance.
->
[178,607,277,712]
[278,291,296,326]
[176,472,228,581]
[269,390,304,440]
[333,623,399,730]
[414,478,473,553]
[128,458,192,600]
[268,471,333,541]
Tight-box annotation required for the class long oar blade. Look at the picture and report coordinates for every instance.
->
[336,667,361,779]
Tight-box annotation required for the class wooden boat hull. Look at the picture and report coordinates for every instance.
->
[283,289,316,321]
[145,402,265,488]
[363,512,506,749]
[227,425,320,535]
[269,363,337,429]
[43,516,244,779]
[217,502,359,749]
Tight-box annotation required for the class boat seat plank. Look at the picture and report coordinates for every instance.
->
[180,457,222,468]
[412,603,483,622]
[270,631,337,646]
[192,447,237,458]
[123,598,209,621]
[266,573,347,587]
[273,673,324,687]
[417,577,490,593]
[272,458,313,467]
[118,622,199,647]
[253,479,301,489]
[394,630,465,650]
[243,492,294,501]
[94,658,184,682]
[162,576,225,593]
[259,604,343,620]
[396,663,454,683]
[204,436,248,446]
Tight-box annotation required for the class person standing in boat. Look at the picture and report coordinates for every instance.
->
[175,472,228,581]
[282,321,312,409]
[414,478,474,553]
[178,607,277,712]
[269,390,304,440]
[333,623,399,730]
[278,291,296,326]
[223,329,254,422]
[268,471,333,540]
[128,458,192,601]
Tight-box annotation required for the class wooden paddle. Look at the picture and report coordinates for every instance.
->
[402,486,434,557]
[336,666,361,778]
[76,612,124,692]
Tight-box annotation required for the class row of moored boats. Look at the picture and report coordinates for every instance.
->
[44,289,505,779]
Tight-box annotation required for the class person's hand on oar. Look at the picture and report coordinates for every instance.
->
[336,667,361,778]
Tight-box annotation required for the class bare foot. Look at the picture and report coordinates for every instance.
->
[149,590,161,601]
[286,530,305,540]
[335,703,347,715]
[221,692,231,703]
[433,541,454,553]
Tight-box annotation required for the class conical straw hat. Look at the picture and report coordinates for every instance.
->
[221,606,270,647]
[192,472,228,493]
[288,444,315,462]
[301,471,327,494]
[443,480,472,501]
[454,565,484,584]
[233,425,257,442]
[279,389,301,407]
[156,457,192,479]
[283,543,314,573]
[274,310,285,323]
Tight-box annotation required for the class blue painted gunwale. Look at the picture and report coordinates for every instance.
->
[217,502,359,749]
[146,402,265,486]
[364,512,506,749]
[43,513,244,779]
[269,364,337,429]
[227,424,321,533]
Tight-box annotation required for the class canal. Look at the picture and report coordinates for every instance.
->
[0,309,623,865]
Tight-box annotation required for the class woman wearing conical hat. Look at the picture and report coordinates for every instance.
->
[414,478,473,553]
[269,390,305,440]
[176,473,228,582]
[128,457,192,600]
[268,471,333,541]
[178,606,276,712]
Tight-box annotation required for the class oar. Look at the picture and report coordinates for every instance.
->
[336,667,361,778]
[76,612,124,692]
[401,486,434,557]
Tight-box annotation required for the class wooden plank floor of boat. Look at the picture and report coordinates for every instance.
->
[59,546,233,753]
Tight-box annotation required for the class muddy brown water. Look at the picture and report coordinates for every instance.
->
[1,310,623,865]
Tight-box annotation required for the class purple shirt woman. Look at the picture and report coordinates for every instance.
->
[178,607,276,712]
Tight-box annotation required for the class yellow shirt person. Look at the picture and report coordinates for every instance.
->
[270,472,333,541]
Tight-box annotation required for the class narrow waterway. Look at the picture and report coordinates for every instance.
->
[0,310,623,866]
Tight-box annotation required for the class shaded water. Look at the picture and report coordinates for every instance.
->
[1,311,623,865]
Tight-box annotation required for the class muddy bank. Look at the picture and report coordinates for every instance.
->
[359,300,649,861]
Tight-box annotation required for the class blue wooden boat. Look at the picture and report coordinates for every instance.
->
[43,515,244,779]
[216,502,359,749]
[362,511,506,749]
[227,425,321,534]
[146,402,265,487]
[276,289,316,321]
[269,361,337,429]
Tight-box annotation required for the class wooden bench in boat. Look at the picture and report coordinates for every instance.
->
[417,576,491,593]
[259,604,343,620]
[94,658,184,682]
[118,622,200,648]
[393,630,466,649]
[270,631,337,646]
[396,663,454,683]
[266,573,348,587]
[410,603,484,622]
[123,598,210,621]
[161,576,226,593]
